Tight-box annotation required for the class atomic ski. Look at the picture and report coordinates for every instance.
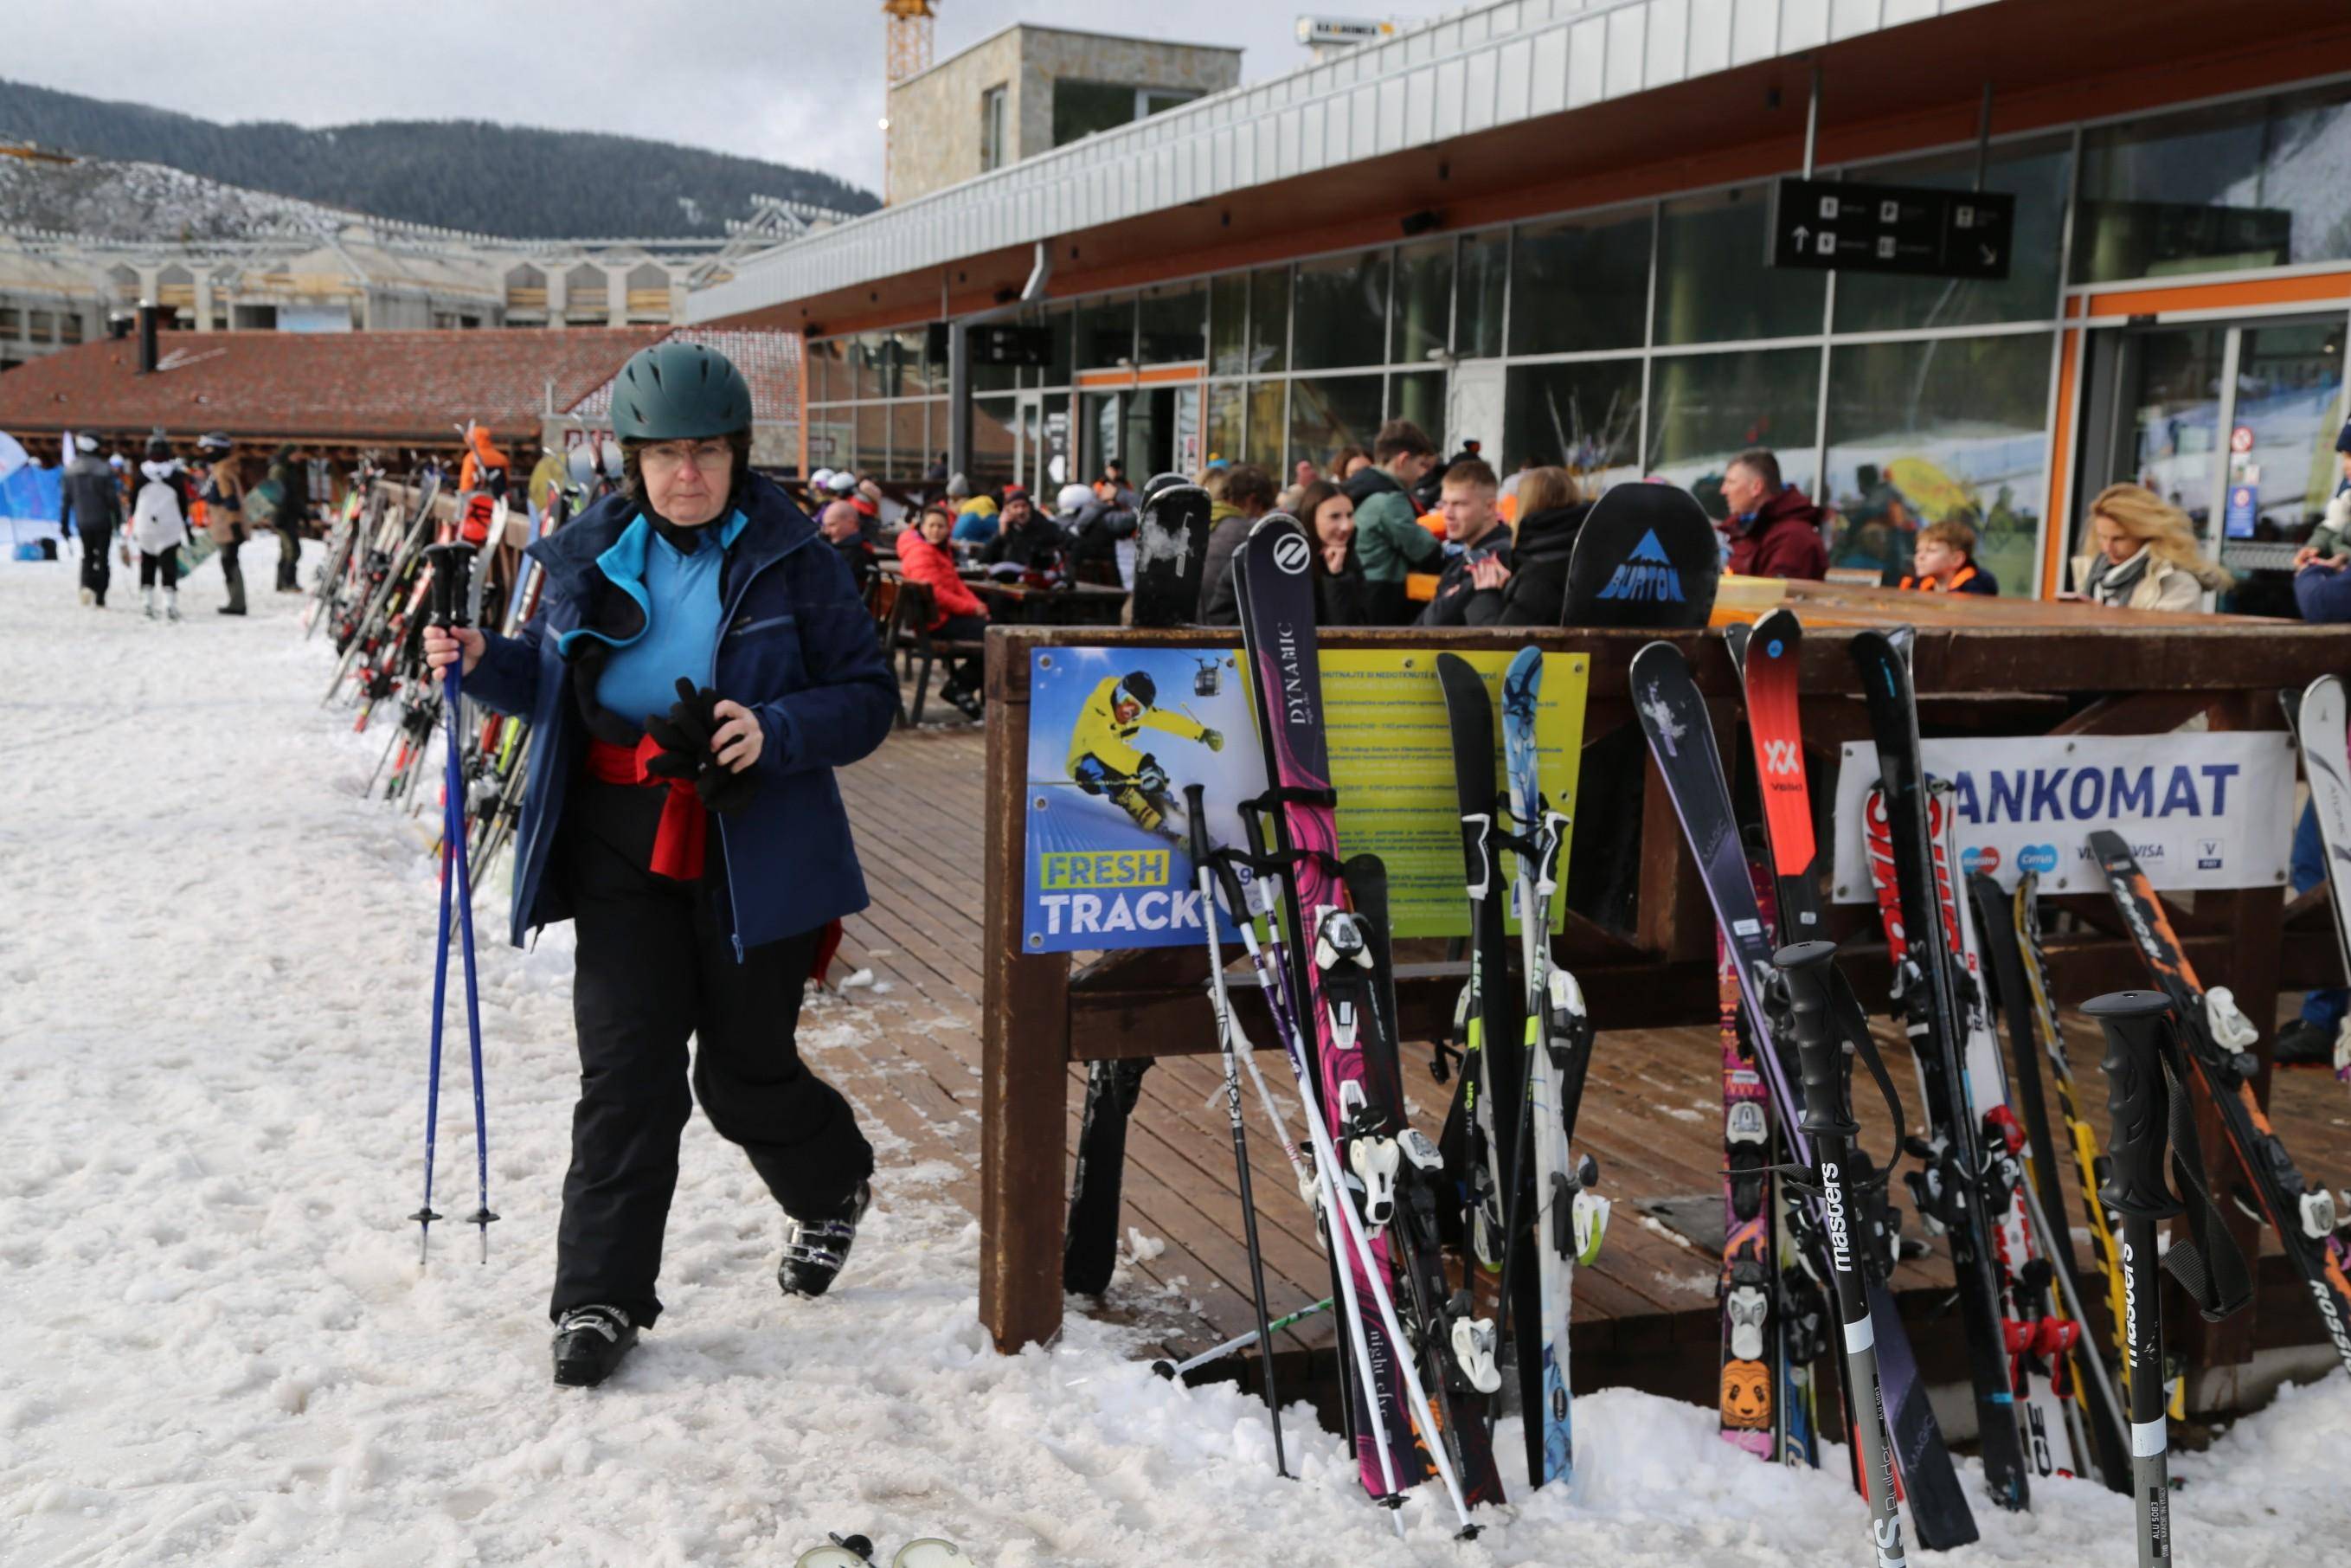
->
[1849,627,2033,1512]
[2090,831,2351,1378]
[1633,639,1977,1550]
[1498,645,1606,1489]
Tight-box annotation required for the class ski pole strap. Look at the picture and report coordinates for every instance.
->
[585,735,708,880]
[1239,784,1339,814]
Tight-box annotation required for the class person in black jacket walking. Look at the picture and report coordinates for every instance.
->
[60,434,121,607]
[266,445,305,592]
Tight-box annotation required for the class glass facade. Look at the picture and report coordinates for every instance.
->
[800,76,2351,595]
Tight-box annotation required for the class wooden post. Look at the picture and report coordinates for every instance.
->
[979,630,1071,1352]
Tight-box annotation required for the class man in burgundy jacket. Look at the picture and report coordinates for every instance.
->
[1718,447,1829,580]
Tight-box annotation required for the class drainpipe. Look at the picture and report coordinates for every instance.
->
[947,240,1053,484]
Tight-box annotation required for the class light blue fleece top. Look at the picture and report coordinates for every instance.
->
[562,510,748,729]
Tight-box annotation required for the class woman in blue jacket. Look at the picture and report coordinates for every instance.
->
[424,342,898,1388]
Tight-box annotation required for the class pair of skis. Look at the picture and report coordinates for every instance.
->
[1434,649,1608,1494]
[1635,624,1980,1550]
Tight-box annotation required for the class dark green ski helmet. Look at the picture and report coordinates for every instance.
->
[609,340,754,442]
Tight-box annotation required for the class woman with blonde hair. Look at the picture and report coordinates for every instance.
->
[2068,483,2231,611]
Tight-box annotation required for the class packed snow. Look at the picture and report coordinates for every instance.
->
[2,543,2346,1566]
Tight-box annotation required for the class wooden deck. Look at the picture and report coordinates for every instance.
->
[823,705,2351,1417]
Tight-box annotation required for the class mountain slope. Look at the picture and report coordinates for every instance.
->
[0,77,877,240]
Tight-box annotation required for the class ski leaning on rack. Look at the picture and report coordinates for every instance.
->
[1632,639,1977,1551]
[1497,645,1607,1490]
[1233,513,1491,1533]
[1849,627,2033,1512]
[2090,830,2351,1376]
[2293,675,2351,1079]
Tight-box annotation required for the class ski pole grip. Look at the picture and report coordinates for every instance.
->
[1184,783,1211,865]
[423,542,473,629]
[1775,940,1855,1139]
[2086,990,2185,1222]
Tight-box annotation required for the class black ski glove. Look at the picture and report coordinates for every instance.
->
[645,676,761,814]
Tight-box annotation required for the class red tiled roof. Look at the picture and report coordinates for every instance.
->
[0,327,674,446]
[563,328,800,429]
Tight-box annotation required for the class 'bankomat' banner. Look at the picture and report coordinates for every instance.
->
[1829,731,2296,900]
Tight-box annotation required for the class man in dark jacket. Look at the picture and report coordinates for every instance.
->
[1416,458,1514,627]
[1066,474,1137,588]
[819,498,877,594]
[267,444,306,592]
[60,434,121,607]
[1194,464,1278,625]
[982,487,1065,573]
[1719,447,1829,580]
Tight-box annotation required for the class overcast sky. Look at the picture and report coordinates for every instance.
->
[10,1,1468,198]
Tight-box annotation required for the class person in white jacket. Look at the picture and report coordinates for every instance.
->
[127,436,194,622]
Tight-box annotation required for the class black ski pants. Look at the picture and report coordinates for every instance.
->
[549,778,874,1328]
[77,525,111,604]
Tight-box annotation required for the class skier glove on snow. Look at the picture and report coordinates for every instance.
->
[645,675,759,814]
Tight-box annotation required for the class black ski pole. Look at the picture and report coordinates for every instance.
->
[1185,783,1288,1479]
[1775,941,1905,1568]
[2088,989,2181,1568]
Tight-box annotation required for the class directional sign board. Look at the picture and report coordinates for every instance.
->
[1769,177,2014,280]
[969,324,1054,368]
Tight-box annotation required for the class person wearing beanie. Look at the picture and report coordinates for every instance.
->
[196,434,249,615]
[128,436,196,621]
[61,434,122,607]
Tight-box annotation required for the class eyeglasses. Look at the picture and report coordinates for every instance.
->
[639,440,734,474]
[793,1538,973,1568]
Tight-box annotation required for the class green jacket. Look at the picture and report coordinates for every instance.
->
[1349,469,1441,584]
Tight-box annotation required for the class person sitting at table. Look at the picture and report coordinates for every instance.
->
[821,499,877,595]
[982,486,1064,575]
[1894,517,1998,595]
[1064,475,1136,589]
[896,503,988,720]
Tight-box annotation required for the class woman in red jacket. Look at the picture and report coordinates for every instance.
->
[896,502,989,718]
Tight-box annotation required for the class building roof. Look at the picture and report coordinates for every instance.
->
[689,0,2014,326]
[562,327,800,429]
[0,326,673,444]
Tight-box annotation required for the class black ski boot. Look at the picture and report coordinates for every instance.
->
[778,1181,871,1299]
[551,1305,638,1387]
[2274,1017,2337,1068]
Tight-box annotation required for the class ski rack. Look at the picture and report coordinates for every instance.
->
[968,609,2351,1423]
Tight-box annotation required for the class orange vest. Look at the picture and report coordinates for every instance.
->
[1899,562,1979,593]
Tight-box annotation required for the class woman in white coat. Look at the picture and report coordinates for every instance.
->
[2067,482,2232,612]
[126,435,195,622]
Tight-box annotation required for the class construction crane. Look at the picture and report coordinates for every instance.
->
[880,0,936,204]
[1,139,76,165]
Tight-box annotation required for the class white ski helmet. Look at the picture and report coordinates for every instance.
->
[1057,482,1095,516]
[810,467,835,491]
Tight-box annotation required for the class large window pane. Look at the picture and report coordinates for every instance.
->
[1054,80,1140,148]
[1824,334,2052,593]
[1205,382,1244,468]
[1392,238,1453,367]
[1835,138,2070,331]
[806,338,843,404]
[891,327,935,395]
[1293,249,1390,370]
[1504,359,1643,486]
[1391,369,1445,441]
[1510,206,1650,355]
[855,404,890,478]
[1138,280,1206,363]
[970,396,1016,495]
[1458,230,1506,358]
[1041,306,1074,386]
[1647,347,1822,516]
[2076,81,2351,284]
[1075,293,1134,368]
[1246,380,1286,465]
[809,408,855,475]
[1655,183,1825,345]
[890,402,933,481]
[1249,267,1291,375]
[1288,375,1385,475]
[1210,273,1249,376]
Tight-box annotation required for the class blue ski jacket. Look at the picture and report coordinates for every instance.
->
[466,473,898,956]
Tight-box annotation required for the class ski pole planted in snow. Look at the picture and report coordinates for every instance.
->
[1185,781,1288,1479]
[414,541,496,1265]
[2089,990,2184,1568]
[1776,941,1906,1568]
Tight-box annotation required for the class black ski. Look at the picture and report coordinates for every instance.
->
[1848,627,2033,1512]
[1063,1058,1151,1295]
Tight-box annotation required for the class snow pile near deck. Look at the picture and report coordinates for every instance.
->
[1,547,2344,1566]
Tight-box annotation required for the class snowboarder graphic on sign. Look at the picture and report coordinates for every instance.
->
[1066,671,1223,835]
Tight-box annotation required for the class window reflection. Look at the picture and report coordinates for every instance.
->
[1648,347,1822,517]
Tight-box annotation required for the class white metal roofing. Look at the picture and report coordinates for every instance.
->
[691,0,1998,324]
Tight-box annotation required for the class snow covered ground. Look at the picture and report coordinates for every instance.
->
[2,543,2346,1566]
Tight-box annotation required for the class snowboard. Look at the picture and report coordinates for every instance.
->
[2294,675,2351,1079]
[1131,482,1214,627]
[1560,481,1720,628]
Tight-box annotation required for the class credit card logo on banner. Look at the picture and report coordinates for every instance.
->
[2018,843,2059,874]
[1961,844,2001,877]
[2198,838,2225,871]
[1596,530,1686,603]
